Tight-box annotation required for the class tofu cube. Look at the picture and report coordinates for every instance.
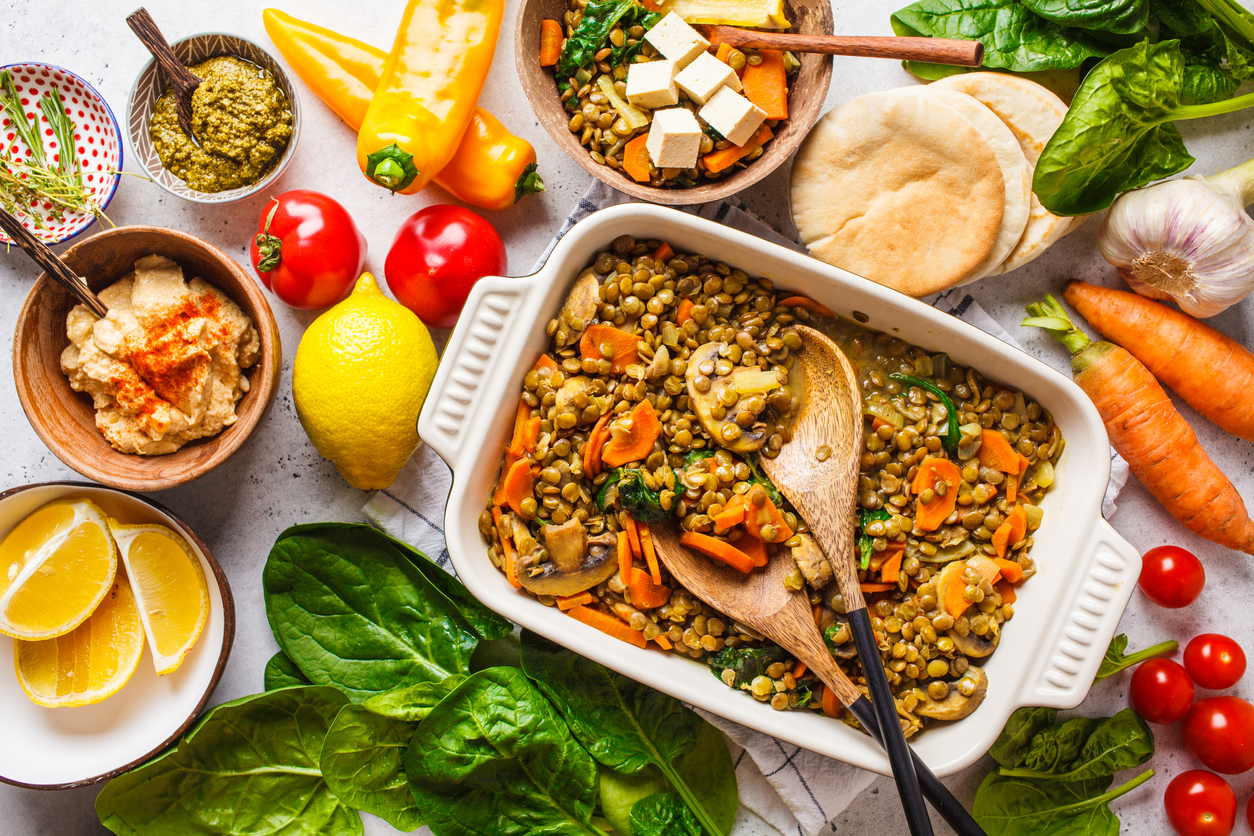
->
[646,107,703,170]
[699,87,766,147]
[626,60,679,110]
[675,52,742,105]
[644,13,710,69]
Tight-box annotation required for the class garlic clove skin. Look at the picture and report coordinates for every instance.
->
[1097,176,1254,318]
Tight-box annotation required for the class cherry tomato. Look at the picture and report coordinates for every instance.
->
[1184,697,1254,774]
[250,191,367,310]
[384,205,507,328]
[1186,635,1247,691]
[1130,658,1195,724]
[1247,793,1254,831]
[1139,545,1205,608]
[1164,770,1236,836]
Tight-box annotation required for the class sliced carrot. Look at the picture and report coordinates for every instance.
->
[793,660,807,679]
[580,323,640,374]
[860,582,896,593]
[715,41,735,64]
[653,242,673,262]
[822,684,841,718]
[992,523,1012,558]
[812,604,823,629]
[501,458,536,519]
[993,557,1024,584]
[944,565,971,619]
[624,515,643,558]
[521,416,541,453]
[779,296,835,318]
[492,506,521,589]
[491,452,517,506]
[676,297,695,325]
[743,493,793,543]
[639,522,662,584]
[557,591,595,610]
[568,605,648,649]
[618,530,632,585]
[679,531,756,573]
[585,413,612,477]
[534,353,559,375]
[741,49,787,119]
[979,430,1022,474]
[870,416,894,433]
[1006,469,1021,504]
[880,547,905,583]
[703,124,773,174]
[996,580,1018,605]
[713,494,747,529]
[628,566,671,609]
[653,634,673,650]
[912,457,962,532]
[602,399,661,467]
[624,135,651,183]
[1006,504,1027,546]
[739,534,769,568]
[539,19,563,67]
[507,400,532,456]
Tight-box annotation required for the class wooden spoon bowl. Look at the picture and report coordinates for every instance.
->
[515,0,833,205]
[12,225,281,492]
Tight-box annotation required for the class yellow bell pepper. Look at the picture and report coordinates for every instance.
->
[356,0,504,195]
[263,9,542,209]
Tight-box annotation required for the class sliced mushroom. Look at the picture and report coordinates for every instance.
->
[821,612,858,659]
[791,533,833,590]
[517,531,619,598]
[543,519,588,574]
[951,620,1000,658]
[645,345,670,380]
[685,342,770,453]
[555,375,595,426]
[554,269,601,347]
[914,666,987,721]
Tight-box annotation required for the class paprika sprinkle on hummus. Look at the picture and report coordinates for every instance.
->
[60,254,260,455]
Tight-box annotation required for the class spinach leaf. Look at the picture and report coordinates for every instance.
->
[321,705,423,831]
[263,524,481,702]
[630,793,703,836]
[405,667,608,836]
[858,508,892,570]
[707,643,791,689]
[743,453,783,506]
[363,675,467,720]
[1001,709,1155,782]
[612,4,663,65]
[265,650,312,690]
[601,765,670,836]
[557,0,635,77]
[990,707,1059,768]
[972,768,1154,835]
[522,631,736,836]
[599,467,672,522]
[1022,0,1149,34]
[96,687,360,836]
[470,632,523,671]
[1195,0,1254,78]
[1093,634,1178,681]
[1018,717,1100,773]
[1180,49,1240,104]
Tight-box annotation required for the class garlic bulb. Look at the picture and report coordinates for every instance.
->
[1097,157,1254,317]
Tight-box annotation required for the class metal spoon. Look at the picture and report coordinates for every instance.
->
[126,7,201,144]
[0,208,107,317]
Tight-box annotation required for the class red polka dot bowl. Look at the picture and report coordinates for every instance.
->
[0,63,123,246]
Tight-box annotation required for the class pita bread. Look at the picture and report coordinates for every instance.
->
[906,86,1031,284]
[933,73,1075,270]
[789,89,1005,297]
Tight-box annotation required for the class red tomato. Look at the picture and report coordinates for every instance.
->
[250,190,367,310]
[384,205,507,328]
[1139,545,1205,608]
[1130,658,1195,724]
[1186,635,1247,691]
[1164,770,1236,836]
[1184,697,1254,774]
[1247,793,1254,831]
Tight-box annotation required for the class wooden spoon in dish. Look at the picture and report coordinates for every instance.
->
[0,208,107,317]
[126,7,201,143]
[704,27,984,67]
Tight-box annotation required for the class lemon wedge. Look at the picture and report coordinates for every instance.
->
[0,499,118,640]
[15,573,145,707]
[108,522,209,676]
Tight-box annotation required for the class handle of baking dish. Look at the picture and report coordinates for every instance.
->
[418,274,539,472]
[1017,518,1143,709]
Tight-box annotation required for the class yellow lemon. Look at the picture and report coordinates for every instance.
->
[108,522,209,676]
[15,573,145,708]
[0,499,117,640]
[293,273,438,490]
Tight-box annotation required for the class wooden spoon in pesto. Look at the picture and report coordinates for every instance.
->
[126,8,201,145]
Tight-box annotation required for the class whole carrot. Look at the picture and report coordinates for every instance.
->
[1064,281,1254,443]
[1026,295,1254,554]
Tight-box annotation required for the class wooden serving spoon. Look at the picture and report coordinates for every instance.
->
[126,7,201,143]
[704,27,984,67]
[0,208,108,317]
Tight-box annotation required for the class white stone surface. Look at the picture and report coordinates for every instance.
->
[2,1,1253,834]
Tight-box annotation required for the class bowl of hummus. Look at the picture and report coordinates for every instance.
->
[12,226,281,491]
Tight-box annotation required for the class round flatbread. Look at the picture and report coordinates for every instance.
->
[933,73,1075,270]
[906,86,1031,284]
[790,89,1005,297]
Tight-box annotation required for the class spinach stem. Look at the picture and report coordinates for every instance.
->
[656,759,725,836]
[1169,89,1254,123]
[1025,768,1155,815]
[1095,639,1179,681]
[1195,0,1254,43]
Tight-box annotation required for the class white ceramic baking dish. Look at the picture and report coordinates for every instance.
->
[419,203,1141,777]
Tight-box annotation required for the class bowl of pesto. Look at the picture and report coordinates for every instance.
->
[125,32,301,204]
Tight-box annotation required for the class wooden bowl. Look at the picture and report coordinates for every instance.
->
[12,226,281,492]
[516,0,833,205]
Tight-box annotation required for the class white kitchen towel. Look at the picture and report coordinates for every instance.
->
[364,179,1130,836]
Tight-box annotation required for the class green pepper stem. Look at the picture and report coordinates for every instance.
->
[372,158,406,189]
[1205,156,1254,208]
[515,163,546,203]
